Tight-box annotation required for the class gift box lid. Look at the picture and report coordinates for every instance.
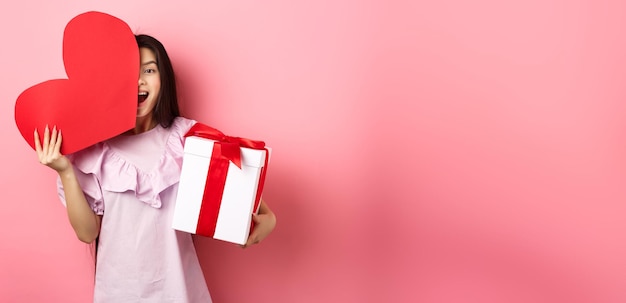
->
[184,136,267,168]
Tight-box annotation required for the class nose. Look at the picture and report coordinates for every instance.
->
[138,76,146,86]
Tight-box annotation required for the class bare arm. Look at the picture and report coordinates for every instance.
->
[57,167,102,243]
[35,126,101,243]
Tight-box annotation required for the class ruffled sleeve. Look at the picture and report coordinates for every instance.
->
[57,117,198,212]
[56,144,106,215]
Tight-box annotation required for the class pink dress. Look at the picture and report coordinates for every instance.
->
[57,117,212,303]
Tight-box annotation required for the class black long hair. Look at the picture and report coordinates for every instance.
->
[135,34,180,128]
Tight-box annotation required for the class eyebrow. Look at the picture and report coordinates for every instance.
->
[141,60,158,66]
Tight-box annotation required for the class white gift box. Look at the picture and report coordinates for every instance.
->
[172,135,268,245]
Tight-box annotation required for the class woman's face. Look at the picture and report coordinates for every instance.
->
[137,47,161,120]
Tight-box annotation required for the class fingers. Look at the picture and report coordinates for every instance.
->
[33,125,69,172]
[55,129,63,155]
[246,214,261,246]
[49,125,58,150]
[241,230,258,249]
[243,227,260,248]
[34,128,42,154]
[242,237,257,249]
[248,234,260,246]
[40,125,63,155]
[35,125,63,164]
[243,213,275,249]
[42,125,50,155]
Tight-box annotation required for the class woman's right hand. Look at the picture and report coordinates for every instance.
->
[34,125,71,173]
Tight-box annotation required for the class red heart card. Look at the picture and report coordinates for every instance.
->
[15,11,138,155]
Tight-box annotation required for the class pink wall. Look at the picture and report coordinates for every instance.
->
[1,1,625,302]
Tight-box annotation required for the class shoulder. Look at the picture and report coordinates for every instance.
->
[165,116,198,155]
[66,142,109,177]
[170,116,197,135]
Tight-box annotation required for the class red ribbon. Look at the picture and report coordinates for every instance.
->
[184,123,269,238]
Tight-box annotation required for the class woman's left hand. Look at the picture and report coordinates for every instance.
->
[243,202,276,248]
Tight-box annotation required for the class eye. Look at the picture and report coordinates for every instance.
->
[144,68,157,74]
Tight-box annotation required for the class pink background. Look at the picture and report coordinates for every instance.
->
[1,1,626,302]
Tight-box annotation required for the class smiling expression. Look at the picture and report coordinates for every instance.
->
[137,47,161,124]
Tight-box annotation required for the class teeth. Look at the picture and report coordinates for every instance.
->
[139,92,148,96]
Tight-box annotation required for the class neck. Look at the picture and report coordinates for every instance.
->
[127,116,157,135]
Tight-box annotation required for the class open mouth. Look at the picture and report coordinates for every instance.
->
[138,92,148,104]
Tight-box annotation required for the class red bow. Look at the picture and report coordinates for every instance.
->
[185,123,266,169]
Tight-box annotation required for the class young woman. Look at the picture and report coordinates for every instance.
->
[34,34,276,302]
